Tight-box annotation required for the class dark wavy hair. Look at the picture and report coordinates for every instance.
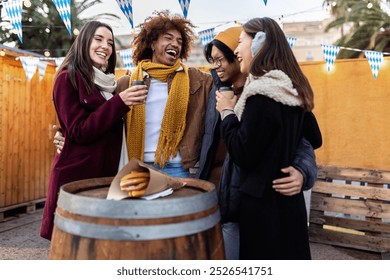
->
[132,10,195,65]
[243,17,314,111]
[55,21,116,94]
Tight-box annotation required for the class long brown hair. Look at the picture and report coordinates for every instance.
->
[132,10,195,65]
[243,17,314,111]
[55,21,117,94]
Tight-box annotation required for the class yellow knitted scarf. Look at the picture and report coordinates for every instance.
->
[126,59,190,167]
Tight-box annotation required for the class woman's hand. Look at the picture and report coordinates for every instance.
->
[52,125,65,154]
[119,84,148,106]
[272,166,304,196]
[215,90,238,113]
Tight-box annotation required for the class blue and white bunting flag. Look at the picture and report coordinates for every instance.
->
[286,36,297,48]
[364,50,384,79]
[118,49,133,69]
[321,44,340,72]
[263,0,268,5]
[54,57,65,71]
[178,0,191,18]
[116,0,133,28]
[52,0,72,35]
[20,57,39,81]
[198,28,215,46]
[38,61,48,81]
[3,0,23,43]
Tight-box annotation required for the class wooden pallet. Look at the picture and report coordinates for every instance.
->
[309,165,390,256]
[0,199,46,222]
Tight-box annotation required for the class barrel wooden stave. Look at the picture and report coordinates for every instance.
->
[49,177,225,260]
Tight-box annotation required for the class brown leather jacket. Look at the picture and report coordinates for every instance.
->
[116,67,213,169]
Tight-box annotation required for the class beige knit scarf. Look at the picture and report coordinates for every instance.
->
[93,66,117,95]
[234,70,302,121]
[126,59,190,166]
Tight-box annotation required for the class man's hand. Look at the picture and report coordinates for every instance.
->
[272,166,303,196]
[52,125,64,154]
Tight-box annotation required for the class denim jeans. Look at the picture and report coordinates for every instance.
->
[146,162,190,178]
[222,222,240,260]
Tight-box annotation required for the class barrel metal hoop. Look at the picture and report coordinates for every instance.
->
[57,188,218,219]
[54,210,220,240]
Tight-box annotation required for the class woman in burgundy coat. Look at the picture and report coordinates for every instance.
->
[40,21,148,240]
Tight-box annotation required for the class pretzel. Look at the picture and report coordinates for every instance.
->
[119,171,150,197]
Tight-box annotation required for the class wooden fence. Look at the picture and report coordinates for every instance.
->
[0,56,57,219]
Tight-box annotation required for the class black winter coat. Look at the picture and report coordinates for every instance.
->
[220,70,318,260]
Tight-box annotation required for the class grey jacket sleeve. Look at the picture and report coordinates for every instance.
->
[292,138,317,191]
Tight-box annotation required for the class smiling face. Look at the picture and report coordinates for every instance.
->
[151,29,182,66]
[89,26,113,69]
[235,31,253,75]
[211,45,241,84]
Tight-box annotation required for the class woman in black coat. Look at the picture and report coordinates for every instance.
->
[216,17,321,260]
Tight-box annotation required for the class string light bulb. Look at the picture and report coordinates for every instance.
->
[367,2,373,9]
[23,0,31,8]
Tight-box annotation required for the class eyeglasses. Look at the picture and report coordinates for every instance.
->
[210,56,226,67]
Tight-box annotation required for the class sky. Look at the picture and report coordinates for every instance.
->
[81,0,330,35]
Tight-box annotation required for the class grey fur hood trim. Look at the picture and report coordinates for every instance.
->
[234,70,302,121]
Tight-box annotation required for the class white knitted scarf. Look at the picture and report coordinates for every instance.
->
[234,70,302,121]
[93,66,117,99]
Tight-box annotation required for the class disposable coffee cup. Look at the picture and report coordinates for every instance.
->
[219,86,234,99]
[132,80,145,86]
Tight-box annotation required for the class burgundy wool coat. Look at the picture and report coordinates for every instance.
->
[40,71,130,240]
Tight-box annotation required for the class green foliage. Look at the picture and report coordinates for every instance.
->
[323,0,390,58]
[0,0,120,57]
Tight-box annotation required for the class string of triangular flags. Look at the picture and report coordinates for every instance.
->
[115,0,268,27]
[2,0,195,38]
[16,40,390,81]
[20,41,390,80]
[115,0,192,28]
[198,28,387,79]
[1,0,72,42]
[198,25,297,48]
[321,44,390,79]
[17,47,132,81]
[15,47,140,81]
[2,0,270,42]
[17,48,135,81]
[16,56,65,81]
[114,0,192,28]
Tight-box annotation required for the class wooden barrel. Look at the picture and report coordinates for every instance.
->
[49,177,225,260]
